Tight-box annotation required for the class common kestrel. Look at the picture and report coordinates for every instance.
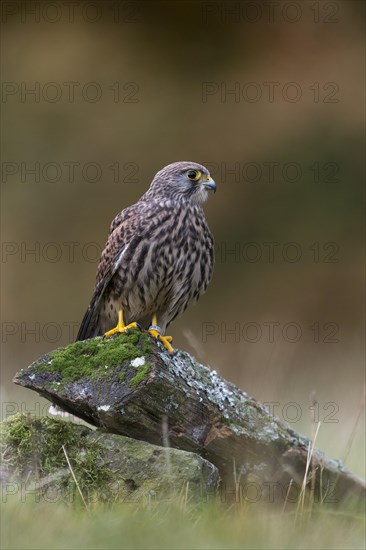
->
[76,161,216,352]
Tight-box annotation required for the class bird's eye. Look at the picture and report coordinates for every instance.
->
[186,169,201,181]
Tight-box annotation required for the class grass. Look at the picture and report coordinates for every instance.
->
[1,497,365,550]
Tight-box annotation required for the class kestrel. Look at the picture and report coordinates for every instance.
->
[76,161,216,352]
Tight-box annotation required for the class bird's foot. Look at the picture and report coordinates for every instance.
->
[148,326,174,353]
[104,322,139,338]
[104,309,139,338]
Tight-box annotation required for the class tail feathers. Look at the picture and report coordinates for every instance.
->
[75,306,101,341]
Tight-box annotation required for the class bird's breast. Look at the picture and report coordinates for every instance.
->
[107,203,213,323]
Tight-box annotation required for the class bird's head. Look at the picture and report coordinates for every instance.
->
[148,161,217,204]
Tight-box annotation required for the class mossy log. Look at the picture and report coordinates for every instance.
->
[14,331,365,508]
[1,414,218,504]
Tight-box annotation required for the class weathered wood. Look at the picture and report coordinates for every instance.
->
[13,331,365,508]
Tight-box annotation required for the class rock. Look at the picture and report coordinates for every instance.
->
[0,414,218,504]
[13,331,366,509]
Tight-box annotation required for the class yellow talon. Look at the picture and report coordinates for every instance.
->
[104,309,138,338]
[148,314,174,353]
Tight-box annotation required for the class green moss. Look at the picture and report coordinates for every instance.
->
[141,334,153,355]
[119,371,125,383]
[0,414,112,503]
[34,330,153,385]
[129,362,152,388]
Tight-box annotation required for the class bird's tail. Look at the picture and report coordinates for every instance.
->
[75,305,101,341]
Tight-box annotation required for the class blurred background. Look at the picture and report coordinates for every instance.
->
[1,1,364,475]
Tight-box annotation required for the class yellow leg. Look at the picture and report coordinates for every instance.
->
[148,314,174,353]
[104,309,139,338]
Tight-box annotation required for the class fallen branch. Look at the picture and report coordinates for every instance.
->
[13,331,365,509]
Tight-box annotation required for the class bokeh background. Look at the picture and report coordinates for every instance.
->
[1,1,364,476]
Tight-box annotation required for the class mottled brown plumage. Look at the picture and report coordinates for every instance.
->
[76,161,216,344]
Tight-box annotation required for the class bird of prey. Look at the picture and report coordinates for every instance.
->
[76,161,216,352]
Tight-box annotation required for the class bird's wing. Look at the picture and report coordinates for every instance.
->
[75,203,142,341]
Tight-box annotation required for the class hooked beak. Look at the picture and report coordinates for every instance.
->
[201,176,217,193]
